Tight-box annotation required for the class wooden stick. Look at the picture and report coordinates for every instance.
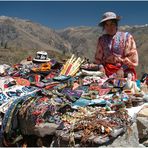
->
[59,54,75,75]
[69,59,84,76]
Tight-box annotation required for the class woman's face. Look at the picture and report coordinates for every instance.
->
[104,20,117,36]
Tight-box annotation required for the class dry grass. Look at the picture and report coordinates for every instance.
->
[0,48,67,66]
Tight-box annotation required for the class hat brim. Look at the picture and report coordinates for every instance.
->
[33,58,51,62]
[99,16,120,26]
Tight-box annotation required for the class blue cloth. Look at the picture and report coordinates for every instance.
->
[136,80,141,88]
[72,98,91,107]
[72,98,106,107]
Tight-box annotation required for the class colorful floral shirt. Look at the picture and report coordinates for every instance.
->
[94,31,138,68]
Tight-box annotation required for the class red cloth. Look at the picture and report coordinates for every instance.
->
[104,64,137,80]
[104,64,120,76]
[15,77,30,86]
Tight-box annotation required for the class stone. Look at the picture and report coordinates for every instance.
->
[105,123,139,147]
[143,139,148,147]
[137,106,148,117]
[136,117,148,142]
[51,123,140,147]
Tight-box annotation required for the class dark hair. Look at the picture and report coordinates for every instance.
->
[102,19,118,30]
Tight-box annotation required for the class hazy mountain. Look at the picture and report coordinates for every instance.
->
[0,16,71,64]
[0,16,147,78]
[57,26,102,60]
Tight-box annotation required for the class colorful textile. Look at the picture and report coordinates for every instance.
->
[14,77,30,86]
[0,86,39,113]
[89,85,111,96]
[0,76,15,91]
[61,88,82,102]
[1,92,38,134]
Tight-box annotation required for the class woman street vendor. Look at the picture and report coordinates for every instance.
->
[94,11,138,80]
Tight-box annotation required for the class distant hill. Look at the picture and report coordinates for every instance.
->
[0,16,147,78]
[0,16,71,64]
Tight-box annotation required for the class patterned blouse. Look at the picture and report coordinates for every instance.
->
[94,31,138,68]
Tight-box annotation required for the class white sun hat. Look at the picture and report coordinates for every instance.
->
[99,11,121,26]
[33,51,51,62]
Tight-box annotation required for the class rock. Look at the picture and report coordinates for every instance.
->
[136,105,148,145]
[105,123,139,147]
[51,123,140,147]
[137,106,148,117]
[93,136,110,145]
[19,115,58,137]
[136,116,148,142]
[143,139,148,147]
[110,127,124,138]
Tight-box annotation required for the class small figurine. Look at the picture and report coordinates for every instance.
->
[116,67,124,79]
[124,72,140,94]
[110,68,126,88]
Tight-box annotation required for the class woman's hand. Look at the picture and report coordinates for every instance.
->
[122,57,135,68]
[123,57,130,64]
[105,55,115,63]
[114,56,123,63]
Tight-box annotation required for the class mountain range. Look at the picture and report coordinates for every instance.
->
[0,16,147,78]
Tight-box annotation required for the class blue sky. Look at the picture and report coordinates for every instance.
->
[0,1,147,29]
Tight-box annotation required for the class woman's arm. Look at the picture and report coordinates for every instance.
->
[124,34,138,67]
[117,34,138,68]
[94,37,104,64]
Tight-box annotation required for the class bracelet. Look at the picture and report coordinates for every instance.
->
[121,64,128,70]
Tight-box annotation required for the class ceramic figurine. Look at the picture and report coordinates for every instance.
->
[124,73,140,94]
